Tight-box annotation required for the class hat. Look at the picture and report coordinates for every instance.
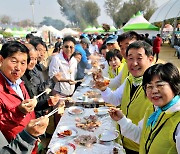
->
[81,37,91,45]
[80,33,88,38]
[106,35,118,44]
[57,36,62,39]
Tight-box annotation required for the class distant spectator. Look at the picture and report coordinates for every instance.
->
[144,33,152,46]
[80,37,91,57]
[26,33,34,43]
[106,35,119,51]
[89,38,99,54]
[54,37,63,50]
[99,44,109,77]
[153,34,162,63]
[96,35,103,50]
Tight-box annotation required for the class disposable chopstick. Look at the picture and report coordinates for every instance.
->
[32,108,58,126]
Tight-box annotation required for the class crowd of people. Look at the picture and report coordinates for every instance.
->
[0,30,179,154]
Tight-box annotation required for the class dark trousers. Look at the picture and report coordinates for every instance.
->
[153,52,159,63]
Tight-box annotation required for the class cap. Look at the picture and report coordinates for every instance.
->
[106,35,118,44]
[81,37,91,45]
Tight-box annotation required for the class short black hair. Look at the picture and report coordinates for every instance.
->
[63,36,76,45]
[53,48,60,53]
[99,44,107,54]
[0,41,29,59]
[117,31,140,44]
[96,35,102,40]
[143,63,180,95]
[145,33,149,37]
[26,33,34,40]
[73,51,82,57]
[30,36,47,51]
[126,40,153,57]
[106,49,123,64]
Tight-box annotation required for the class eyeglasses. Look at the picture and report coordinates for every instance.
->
[64,45,74,49]
[107,43,114,46]
[145,81,169,92]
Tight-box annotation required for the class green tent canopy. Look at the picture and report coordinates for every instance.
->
[83,26,98,33]
[122,23,159,32]
[122,11,159,32]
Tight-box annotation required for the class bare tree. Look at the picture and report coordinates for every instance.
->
[57,0,100,29]
[81,0,100,26]
[0,15,11,24]
[104,0,122,25]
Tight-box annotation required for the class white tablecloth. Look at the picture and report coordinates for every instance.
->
[47,108,126,154]
[72,75,105,106]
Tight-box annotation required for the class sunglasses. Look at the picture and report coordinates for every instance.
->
[64,45,74,49]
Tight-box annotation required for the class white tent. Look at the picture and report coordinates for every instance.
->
[5,28,12,33]
[149,0,180,45]
[123,13,149,27]
[39,25,63,37]
[39,25,49,32]
[60,28,79,37]
[149,0,180,23]
[47,26,63,38]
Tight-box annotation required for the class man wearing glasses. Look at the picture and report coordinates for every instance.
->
[49,36,77,97]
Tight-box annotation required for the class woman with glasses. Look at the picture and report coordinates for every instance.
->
[109,62,180,153]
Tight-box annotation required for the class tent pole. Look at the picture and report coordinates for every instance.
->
[171,17,177,47]
[160,20,165,37]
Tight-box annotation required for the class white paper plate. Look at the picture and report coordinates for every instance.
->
[80,83,89,87]
[68,106,84,115]
[94,107,109,116]
[50,142,76,154]
[99,130,119,142]
[57,126,78,137]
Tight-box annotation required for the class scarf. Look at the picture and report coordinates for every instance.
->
[146,95,180,128]
[131,75,143,87]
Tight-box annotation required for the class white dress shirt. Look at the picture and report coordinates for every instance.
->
[49,52,77,96]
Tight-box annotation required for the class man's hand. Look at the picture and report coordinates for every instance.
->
[18,98,37,114]
[94,80,108,91]
[68,80,76,85]
[25,116,49,137]
[53,72,62,82]
[109,107,124,121]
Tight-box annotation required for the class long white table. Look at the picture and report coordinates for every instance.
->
[47,108,126,154]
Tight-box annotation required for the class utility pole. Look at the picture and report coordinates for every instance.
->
[29,0,35,27]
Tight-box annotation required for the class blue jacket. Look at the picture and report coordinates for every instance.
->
[75,44,88,63]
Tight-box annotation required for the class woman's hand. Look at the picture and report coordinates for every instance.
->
[109,107,124,121]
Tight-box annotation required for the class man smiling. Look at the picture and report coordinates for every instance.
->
[49,36,77,97]
[0,41,37,142]
[95,41,154,153]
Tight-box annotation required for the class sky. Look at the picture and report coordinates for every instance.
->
[0,0,170,26]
